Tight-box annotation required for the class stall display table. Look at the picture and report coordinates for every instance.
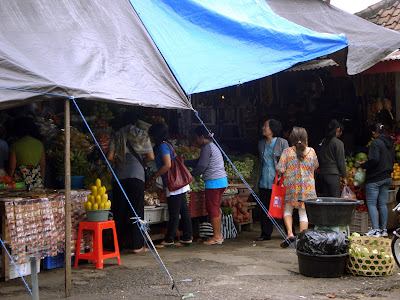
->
[235,202,256,233]
[0,189,90,281]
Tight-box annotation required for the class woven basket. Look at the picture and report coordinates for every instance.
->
[346,236,395,277]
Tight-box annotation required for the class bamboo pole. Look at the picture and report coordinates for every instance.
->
[64,98,72,297]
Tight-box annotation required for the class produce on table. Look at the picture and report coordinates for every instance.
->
[223,187,238,194]
[91,119,112,131]
[144,192,158,206]
[49,150,89,176]
[391,163,400,180]
[94,133,111,153]
[355,152,367,162]
[221,196,251,224]
[50,126,94,155]
[189,175,205,192]
[84,178,111,210]
[176,145,201,160]
[224,154,256,182]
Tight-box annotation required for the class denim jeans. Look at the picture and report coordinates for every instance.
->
[365,177,391,230]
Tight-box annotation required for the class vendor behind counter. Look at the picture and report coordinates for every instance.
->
[8,117,45,188]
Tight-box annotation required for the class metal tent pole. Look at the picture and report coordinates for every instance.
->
[64,98,72,297]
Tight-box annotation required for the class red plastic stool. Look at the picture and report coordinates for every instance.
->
[74,220,121,269]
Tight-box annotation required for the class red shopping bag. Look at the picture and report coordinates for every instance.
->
[269,173,285,219]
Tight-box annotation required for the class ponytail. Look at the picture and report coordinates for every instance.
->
[289,127,308,162]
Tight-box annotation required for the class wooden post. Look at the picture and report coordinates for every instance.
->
[64,98,72,297]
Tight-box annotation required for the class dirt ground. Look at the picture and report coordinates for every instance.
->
[1,223,400,300]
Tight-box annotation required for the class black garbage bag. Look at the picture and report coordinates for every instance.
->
[296,230,350,255]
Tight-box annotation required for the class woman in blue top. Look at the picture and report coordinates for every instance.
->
[148,124,192,247]
[257,119,289,241]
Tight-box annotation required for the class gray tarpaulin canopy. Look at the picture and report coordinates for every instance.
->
[266,0,400,75]
[0,0,190,110]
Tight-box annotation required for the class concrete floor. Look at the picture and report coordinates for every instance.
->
[1,222,400,300]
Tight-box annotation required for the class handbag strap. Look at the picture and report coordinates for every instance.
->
[163,141,177,157]
[126,140,147,170]
[274,172,284,185]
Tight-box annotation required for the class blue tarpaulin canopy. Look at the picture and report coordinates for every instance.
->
[0,0,349,110]
[130,0,348,95]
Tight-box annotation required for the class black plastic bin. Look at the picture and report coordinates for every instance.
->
[297,250,348,278]
[301,198,362,226]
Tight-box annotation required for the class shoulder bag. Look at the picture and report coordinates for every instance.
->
[126,140,154,184]
[163,142,193,191]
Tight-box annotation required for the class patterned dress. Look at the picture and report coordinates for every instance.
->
[276,147,319,209]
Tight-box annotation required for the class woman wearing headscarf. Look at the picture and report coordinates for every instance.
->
[357,123,394,237]
[185,126,227,245]
[148,124,192,247]
[318,119,348,197]
[256,119,289,241]
[107,111,154,253]
[276,127,319,248]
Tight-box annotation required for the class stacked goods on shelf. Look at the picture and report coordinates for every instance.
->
[92,102,114,121]
[176,145,201,160]
[4,191,90,269]
[144,192,158,206]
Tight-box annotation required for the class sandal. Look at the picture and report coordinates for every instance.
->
[180,240,193,247]
[132,247,150,253]
[204,238,224,245]
[159,241,175,248]
[280,237,296,249]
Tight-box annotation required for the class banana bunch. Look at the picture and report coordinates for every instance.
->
[84,178,111,210]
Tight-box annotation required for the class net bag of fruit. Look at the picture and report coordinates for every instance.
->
[346,236,395,276]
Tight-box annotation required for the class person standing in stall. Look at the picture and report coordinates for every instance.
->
[107,111,154,253]
[256,119,289,241]
[185,126,227,245]
[357,123,394,237]
[148,124,193,247]
[318,119,348,197]
[276,127,319,248]
[8,117,45,188]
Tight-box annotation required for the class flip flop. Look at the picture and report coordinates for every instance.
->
[280,237,296,248]
[180,240,193,247]
[132,247,150,253]
[204,238,224,245]
[160,241,175,248]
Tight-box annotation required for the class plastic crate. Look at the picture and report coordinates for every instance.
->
[349,211,372,234]
[188,191,208,218]
[144,207,164,224]
[9,259,40,280]
[42,253,76,270]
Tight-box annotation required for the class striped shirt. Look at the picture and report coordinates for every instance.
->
[188,142,227,181]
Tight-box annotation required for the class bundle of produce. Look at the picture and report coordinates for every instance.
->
[83,178,111,210]
[221,196,251,224]
[91,119,112,131]
[84,172,112,192]
[189,175,205,192]
[50,150,89,176]
[224,155,255,182]
[35,117,58,141]
[51,127,94,155]
[92,102,114,121]
[176,145,201,160]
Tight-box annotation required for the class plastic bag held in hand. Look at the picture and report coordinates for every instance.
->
[341,185,357,199]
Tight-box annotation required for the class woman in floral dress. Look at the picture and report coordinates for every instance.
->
[276,127,319,248]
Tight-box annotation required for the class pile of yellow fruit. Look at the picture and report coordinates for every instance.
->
[391,163,400,181]
[84,178,111,210]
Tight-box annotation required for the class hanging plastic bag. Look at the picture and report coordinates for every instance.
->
[341,185,357,199]
[354,169,366,186]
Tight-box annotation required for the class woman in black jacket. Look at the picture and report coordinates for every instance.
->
[318,119,348,197]
[358,123,395,237]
